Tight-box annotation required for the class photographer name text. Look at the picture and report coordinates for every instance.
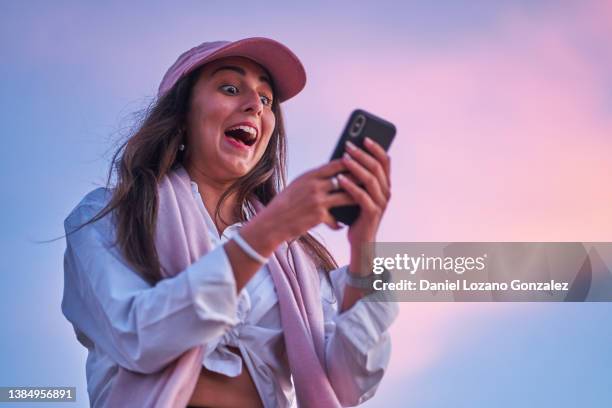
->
[374,279,569,292]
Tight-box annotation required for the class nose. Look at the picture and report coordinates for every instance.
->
[241,88,264,117]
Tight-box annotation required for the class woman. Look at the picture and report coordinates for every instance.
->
[62,37,398,407]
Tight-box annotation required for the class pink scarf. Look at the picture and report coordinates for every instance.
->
[106,165,341,407]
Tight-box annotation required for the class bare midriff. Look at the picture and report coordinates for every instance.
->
[187,346,264,408]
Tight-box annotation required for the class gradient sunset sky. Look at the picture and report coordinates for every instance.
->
[1,1,611,407]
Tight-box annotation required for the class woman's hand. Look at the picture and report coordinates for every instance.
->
[338,137,391,276]
[241,159,356,257]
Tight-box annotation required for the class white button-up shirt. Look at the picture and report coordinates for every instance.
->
[62,182,398,407]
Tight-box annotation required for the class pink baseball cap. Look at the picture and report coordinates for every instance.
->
[157,37,306,103]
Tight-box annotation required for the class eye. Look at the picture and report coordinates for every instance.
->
[220,84,239,95]
[260,95,273,106]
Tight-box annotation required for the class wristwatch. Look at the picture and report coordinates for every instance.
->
[345,267,389,291]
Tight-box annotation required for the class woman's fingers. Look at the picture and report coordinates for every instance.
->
[323,193,355,229]
[342,151,387,208]
[363,137,391,188]
[346,139,390,199]
[324,191,356,208]
[285,148,390,233]
[337,173,380,217]
[313,159,346,179]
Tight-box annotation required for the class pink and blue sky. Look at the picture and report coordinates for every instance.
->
[1,1,611,407]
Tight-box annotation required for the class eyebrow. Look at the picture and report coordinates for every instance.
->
[211,65,272,88]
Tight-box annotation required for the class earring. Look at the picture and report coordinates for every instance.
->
[178,143,185,151]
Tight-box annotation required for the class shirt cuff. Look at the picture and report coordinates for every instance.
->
[185,245,240,326]
[330,265,399,355]
[336,299,398,355]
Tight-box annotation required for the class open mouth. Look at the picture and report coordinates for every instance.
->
[224,125,258,147]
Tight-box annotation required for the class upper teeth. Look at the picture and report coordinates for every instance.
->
[227,125,257,137]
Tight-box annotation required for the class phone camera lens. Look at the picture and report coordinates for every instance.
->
[349,114,366,137]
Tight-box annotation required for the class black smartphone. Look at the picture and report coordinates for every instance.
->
[329,109,396,225]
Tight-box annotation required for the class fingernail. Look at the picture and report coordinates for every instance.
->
[345,141,356,150]
[338,174,346,181]
[364,137,373,146]
[343,152,351,160]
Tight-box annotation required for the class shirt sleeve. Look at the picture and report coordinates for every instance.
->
[321,265,399,406]
[61,199,239,375]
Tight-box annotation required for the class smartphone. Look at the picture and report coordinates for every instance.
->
[329,109,396,225]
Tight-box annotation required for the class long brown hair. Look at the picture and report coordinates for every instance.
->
[75,65,337,285]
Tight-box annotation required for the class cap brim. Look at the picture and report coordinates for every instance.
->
[201,37,306,103]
